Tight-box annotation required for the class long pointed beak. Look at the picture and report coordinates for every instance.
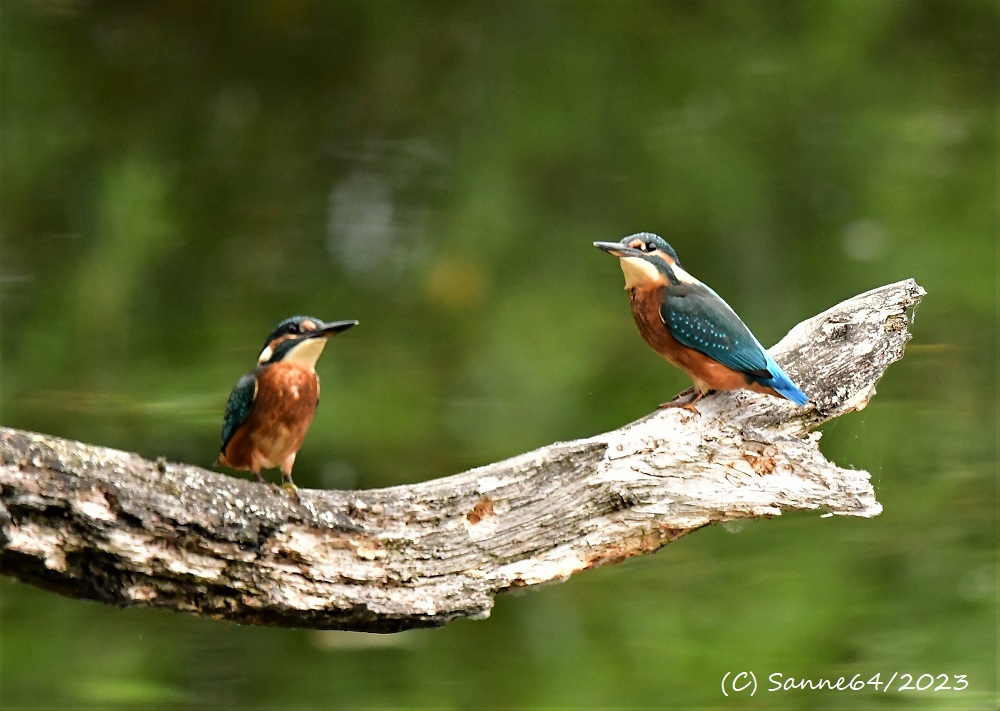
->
[594,241,641,258]
[306,319,359,338]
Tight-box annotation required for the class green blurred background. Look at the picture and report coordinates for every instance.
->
[1,1,996,708]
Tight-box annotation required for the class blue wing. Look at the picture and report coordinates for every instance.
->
[221,372,258,453]
[660,285,771,377]
[660,284,809,405]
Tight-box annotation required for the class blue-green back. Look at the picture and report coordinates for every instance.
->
[660,285,771,378]
[221,372,258,452]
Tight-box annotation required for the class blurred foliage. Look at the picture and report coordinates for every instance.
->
[0,0,996,709]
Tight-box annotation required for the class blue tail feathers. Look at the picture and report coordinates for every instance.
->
[755,355,809,405]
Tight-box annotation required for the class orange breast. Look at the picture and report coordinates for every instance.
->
[628,286,773,395]
[222,363,320,471]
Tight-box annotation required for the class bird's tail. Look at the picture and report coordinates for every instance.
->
[757,356,809,405]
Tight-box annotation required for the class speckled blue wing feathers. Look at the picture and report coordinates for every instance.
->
[221,372,258,452]
[660,285,808,405]
[660,288,771,376]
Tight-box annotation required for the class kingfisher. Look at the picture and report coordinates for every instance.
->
[219,315,358,499]
[594,233,808,413]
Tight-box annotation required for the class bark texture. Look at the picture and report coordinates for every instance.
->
[0,279,925,632]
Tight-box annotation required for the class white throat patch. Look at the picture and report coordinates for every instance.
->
[282,337,328,370]
[259,337,328,369]
[619,256,663,289]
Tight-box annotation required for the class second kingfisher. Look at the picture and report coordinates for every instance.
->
[219,315,358,498]
[595,233,808,412]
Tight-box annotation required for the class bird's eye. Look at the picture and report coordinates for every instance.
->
[645,242,657,252]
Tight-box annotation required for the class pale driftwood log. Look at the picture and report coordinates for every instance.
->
[0,279,924,632]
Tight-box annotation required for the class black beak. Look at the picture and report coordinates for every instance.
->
[594,241,641,258]
[305,319,359,338]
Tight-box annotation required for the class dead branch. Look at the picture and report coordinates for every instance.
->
[0,279,924,632]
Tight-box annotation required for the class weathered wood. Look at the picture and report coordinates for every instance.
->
[0,279,924,632]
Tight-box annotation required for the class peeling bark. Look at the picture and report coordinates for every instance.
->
[0,279,925,632]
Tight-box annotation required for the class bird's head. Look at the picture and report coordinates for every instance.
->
[594,232,695,289]
[257,316,358,369]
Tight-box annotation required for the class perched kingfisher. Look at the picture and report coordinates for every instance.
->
[219,315,358,498]
[594,233,808,413]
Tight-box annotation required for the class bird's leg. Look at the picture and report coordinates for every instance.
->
[281,473,300,503]
[254,470,282,495]
[660,385,696,406]
[280,454,300,504]
[658,387,713,415]
[248,452,268,484]
[250,453,281,494]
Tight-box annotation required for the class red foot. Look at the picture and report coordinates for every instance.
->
[657,387,711,415]
[659,400,702,415]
